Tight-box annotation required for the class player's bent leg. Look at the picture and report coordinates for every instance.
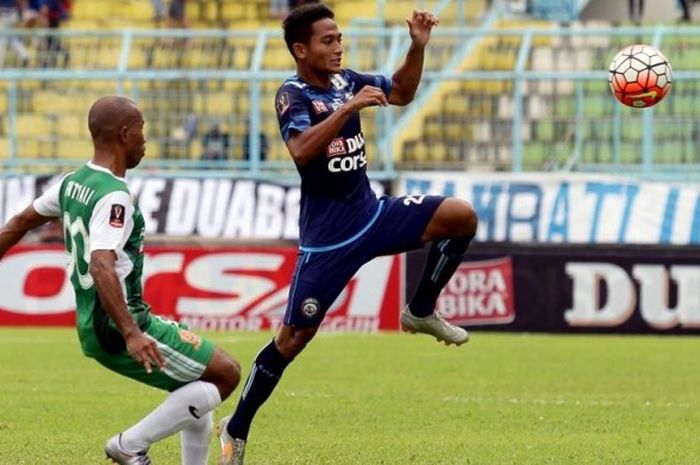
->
[98,316,226,461]
[105,434,152,465]
[275,324,320,358]
[199,347,242,401]
[218,324,320,465]
[404,198,478,346]
[420,197,478,242]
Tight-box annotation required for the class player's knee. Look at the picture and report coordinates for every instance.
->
[449,200,478,237]
[462,203,478,237]
[277,329,315,358]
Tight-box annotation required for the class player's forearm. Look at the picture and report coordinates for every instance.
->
[0,227,28,259]
[90,263,140,338]
[0,208,51,258]
[288,104,355,165]
[391,41,426,105]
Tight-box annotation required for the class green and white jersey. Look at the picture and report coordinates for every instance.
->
[33,162,149,357]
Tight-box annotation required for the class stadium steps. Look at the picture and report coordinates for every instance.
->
[397,19,554,169]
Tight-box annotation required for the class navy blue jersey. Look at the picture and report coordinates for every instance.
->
[275,69,392,247]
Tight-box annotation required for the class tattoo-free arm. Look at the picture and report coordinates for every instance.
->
[90,250,165,373]
[0,205,53,259]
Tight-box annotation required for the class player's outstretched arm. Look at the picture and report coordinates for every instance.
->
[389,10,439,106]
[287,85,388,165]
[0,205,54,259]
[90,250,165,374]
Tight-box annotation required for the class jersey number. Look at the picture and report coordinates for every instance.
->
[402,195,426,206]
[63,213,94,290]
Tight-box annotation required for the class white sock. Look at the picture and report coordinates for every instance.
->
[181,410,213,465]
[121,381,222,452]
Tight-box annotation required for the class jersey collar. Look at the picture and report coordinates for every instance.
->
[86,161,127,183]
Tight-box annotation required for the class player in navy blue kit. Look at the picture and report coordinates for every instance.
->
[217,4,478,464]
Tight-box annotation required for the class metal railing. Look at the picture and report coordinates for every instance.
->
[2,24,700,179]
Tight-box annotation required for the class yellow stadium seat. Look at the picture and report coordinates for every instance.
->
[263,48,294,69]
[413,143,428,161]
[58,116,86,139]
[189,138,203,160]
[0,137,8,158]
[57,139,93,160]
[145,140,161,159]
[222,2,247,19]
[16,139,40,159]
[127,47,148,69]
[125,1,152,21]
[208,93,234,115]
[264,139,284,162]
[16,114,51,137]
[428,143,447,162]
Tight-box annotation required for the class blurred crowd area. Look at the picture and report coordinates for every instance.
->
[1,0,330,33]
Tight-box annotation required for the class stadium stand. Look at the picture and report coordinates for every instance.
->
[0,0,488,174]
[2,0,699,177]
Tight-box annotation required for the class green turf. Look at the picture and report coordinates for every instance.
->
[1,329,700,464]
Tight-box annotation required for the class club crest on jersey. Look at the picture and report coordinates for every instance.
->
[110,204,125,228]
[178,329,202,350]
[311,100,328,114]
[276,92,290,115]
[327,138,346,157]
[301,297,320,318]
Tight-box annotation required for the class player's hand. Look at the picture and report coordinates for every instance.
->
[348,85,389,112]
[125,331,165,374]
[406,10,439,47]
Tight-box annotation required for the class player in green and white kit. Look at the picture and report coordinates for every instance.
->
[0,96,241,465]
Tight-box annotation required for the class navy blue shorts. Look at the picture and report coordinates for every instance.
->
[284,195,446,327]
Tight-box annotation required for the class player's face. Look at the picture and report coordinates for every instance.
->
[125,116,146,169]
[303,18,343,74]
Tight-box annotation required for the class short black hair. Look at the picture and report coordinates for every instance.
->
[283,3,335,60]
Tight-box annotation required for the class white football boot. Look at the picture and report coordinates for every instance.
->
[217,416,246,465]
[105,434,152,465]
[400,306,470,346]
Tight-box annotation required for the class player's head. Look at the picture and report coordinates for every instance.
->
[283,3,342,74]
[88,96,146,169]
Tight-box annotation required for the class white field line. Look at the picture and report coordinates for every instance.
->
[442,395,693,409]
[282,392,692,409]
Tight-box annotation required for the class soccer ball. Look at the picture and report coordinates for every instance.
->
[608,44,672,108]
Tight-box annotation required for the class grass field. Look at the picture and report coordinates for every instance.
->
[1,328,700,465]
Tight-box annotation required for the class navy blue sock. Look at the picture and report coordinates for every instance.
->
[227,339,292,440]
[408,235,474,317]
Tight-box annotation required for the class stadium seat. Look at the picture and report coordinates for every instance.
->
[57,139,93,159]
[0,136,8,159]
[15,114,50,136]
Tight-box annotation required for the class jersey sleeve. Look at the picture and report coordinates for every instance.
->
[345,69,392,98]
[88,191,134,253]
[276,84,310,143]
[32,175,66,218]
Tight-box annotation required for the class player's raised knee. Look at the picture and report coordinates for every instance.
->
[444,198,478,237]
[462,201,478,237]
